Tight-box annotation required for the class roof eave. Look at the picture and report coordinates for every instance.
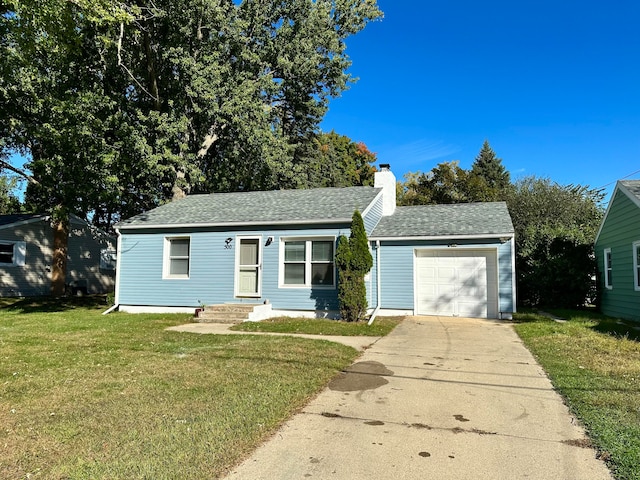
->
[369,232,515,242]
[117,217,354,231]
[0,214,48,231]
[594,181,629,245]
[618,181,640,209]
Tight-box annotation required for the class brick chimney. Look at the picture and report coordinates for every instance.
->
[374,164,396,216]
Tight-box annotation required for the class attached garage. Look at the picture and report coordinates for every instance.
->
[369,202,515,320]
[415,249,498,318]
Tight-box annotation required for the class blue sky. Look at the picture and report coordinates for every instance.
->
[320,0,640,202]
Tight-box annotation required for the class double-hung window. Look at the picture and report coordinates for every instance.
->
[0,242,26,266]
[603,248,612,289]
[282,238,335,287]
[164,237,190,279]
[634,241,640,291]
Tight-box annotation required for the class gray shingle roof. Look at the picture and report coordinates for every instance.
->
[118,186,382,229]
[620,180,640,202]
[371,202,514,238]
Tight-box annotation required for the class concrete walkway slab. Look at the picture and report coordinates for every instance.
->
[223,316,612,480]
[166,322,381,351]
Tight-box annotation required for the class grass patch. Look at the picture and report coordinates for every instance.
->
[230,316,403,336]
[513,310,640,480]
[0,299,360,479]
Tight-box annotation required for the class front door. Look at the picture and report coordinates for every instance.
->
[237,238,261,297]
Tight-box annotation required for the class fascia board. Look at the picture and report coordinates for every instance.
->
[117,217,353,231]
[594,182,621,245]
[369,233,515,242]
[0,215,47,231]
[618,181,640,209]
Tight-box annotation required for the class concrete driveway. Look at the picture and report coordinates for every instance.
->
[224,316,612,480]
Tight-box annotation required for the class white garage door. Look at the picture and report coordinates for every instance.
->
[415,249,498,318]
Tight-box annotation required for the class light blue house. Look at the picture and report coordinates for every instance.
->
[115,166,516,319]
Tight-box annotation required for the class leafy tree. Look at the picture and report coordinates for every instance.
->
[1,0,382,294]
[398,161,486,205]
[398,142,508,206]
[0,174,22,214]
[504,177,605,307]
[295,131,377,188]
[470,140,510,201]
[335,210,373,322]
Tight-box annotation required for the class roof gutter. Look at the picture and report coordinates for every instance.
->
[369,233,515,242]
[117,217,354,231]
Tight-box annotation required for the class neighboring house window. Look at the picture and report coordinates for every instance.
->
[0,242,26,266]
[634,241,640,291]
[604,248,613,289]
[164,237,190,279]
[100,249,117,270]
[281,238,335,287]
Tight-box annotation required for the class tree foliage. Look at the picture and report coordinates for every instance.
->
[0,174,22,214]
[295,131,377,188]
[398,141,510,206]
[504,176,604,307]
[397,161,488,206]
[335,210,373,322]
[0,0,381,293]
[1,0,382,223]
[470,140,510,201]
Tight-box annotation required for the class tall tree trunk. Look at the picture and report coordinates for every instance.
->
[50,216,69,297]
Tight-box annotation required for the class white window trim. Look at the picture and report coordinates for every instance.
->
[234,235,263,298]
[604,247,613,290]
[163,236,191,280]
[279,236,336,289]
[0,241,26,267]
[633,241,640,292]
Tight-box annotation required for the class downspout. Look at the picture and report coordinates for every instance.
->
[102,227,121,315]
[368,240,381,325]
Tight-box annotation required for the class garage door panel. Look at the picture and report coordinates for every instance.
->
[458,301,486,318]
[416,249,498,319]
[437,267,456,283]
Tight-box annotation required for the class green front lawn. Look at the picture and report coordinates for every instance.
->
[514,310,640,480]
[230,315,402,336]
[0,299,360,479]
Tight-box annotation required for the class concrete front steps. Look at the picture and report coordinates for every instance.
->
[195,303,272,323]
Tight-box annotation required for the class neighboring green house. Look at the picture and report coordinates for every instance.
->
[594,180,640,322]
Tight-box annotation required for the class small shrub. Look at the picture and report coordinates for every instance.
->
[335,211,373,322]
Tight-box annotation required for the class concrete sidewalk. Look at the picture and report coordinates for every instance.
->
[166,321,382,351]
[223,316,612,480]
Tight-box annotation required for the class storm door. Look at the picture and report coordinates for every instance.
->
[236,238,261,297]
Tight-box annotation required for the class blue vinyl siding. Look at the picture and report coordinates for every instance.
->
[363,193,384,235]
[118,225,350,310]
[595,189,640,322]
[373,238,515,315]
[497,239,515,313]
